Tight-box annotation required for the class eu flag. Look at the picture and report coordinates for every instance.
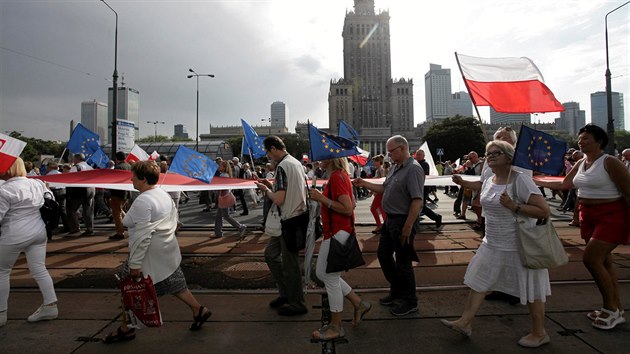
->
[513,125,566,176]
[168,145,218,183]
[339,120,361,144]
[87,148,110,169]
[308,124,359,162]
[240,119,266,158]
[67,123,101,158]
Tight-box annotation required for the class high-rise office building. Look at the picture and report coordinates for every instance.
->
[174,124,189,139]
[270,101,288,129]
[590,91,625,131]
[425,64,452,122]
[108,86,140,141]
[449,91,473,118]
[81,100,108,144]
[328,0,415,155]
[554,102,585,136]
[489,108,530,125]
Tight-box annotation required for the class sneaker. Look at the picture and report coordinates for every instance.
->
[277,304,308,316]
[0,310,6,327]
[238,225,247,239]
[269,297,289,309]
[81,230,94,236]
[379,295,399,306]
[27,304,58,322]
[390,302,418,317]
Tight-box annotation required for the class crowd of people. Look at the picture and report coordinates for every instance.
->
[1,125,629,348]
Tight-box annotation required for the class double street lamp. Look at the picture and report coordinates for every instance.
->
[187,69,214,151]
[604,1,629,155]
[147,121,165,141]
[100,0,118,159]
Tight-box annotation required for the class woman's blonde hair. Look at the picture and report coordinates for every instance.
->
[221,160,233,177]
[486,140,515,162]
[326,157,349,174]
[3,157,27,178]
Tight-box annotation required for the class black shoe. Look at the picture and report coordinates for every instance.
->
[379,295,398,306]
[81,230,94,236]
[390,302,418,316]
[240,212,249,216]
[109,234,125,240]
[435,215,443,228]
[277,304,307,316]
[269,297,289,309]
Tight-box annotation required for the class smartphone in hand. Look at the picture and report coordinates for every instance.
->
[311,175,317,188]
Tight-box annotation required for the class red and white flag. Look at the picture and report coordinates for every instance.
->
[456,53,564,113]
[125,144,150,163]
[149,150,160,161]
[0,133,27,173]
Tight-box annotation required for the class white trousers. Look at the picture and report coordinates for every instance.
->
[315,230,352,313]
[0,237,57,311]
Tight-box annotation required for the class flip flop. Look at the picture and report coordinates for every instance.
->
[190,306,212,331]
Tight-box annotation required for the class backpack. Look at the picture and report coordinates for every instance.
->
[40,191,60,240]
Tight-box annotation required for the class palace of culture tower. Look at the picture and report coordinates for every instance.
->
[328,0,416,155]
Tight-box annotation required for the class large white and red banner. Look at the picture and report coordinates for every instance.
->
[0,133,27,173]
[456,53,564,113]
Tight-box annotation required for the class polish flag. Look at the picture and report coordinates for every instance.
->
[125,144,150,163]
[0,133,27,173]
[348,147,370,166]
[149,150,160,161]
[456,53,564,113]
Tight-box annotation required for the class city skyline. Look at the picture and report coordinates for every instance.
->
[1,0,628,141]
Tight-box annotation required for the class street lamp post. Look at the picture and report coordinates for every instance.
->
[604,1,629,155]
[101,0,118,159]
[187,69,214,152]
[147,121,165,141]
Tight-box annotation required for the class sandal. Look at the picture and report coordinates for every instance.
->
[588,309,625,322]
[311,324,345,341]
[353,300,372,326]
[190,306,212,331]
[103,326,136,343]
[592,308,624,330]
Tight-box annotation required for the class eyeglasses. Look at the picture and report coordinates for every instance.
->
[387,145,403,155]
[486,151,504,158]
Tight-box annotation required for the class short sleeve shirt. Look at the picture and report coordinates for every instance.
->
[382,157,425,215]
[321,170,354,240]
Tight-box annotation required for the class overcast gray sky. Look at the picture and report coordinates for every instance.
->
[1,0,628,141]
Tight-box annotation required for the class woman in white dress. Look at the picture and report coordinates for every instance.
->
[441,140,552,348]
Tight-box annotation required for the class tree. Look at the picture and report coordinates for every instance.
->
[136,135,170,143]
[615,130,630,151]
[7,131,65,162]
[423,116,486,162]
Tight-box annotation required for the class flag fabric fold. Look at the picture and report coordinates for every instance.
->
[126,144,150,163]
[87,148,110,169]
[0,133,27,173]
[240,119,266,159]
[339,120,361,144]
[308,124,360,162]
[67,123,101,158]
[168,145,218,183]
[513,126,566,176]
[455,53,564,113]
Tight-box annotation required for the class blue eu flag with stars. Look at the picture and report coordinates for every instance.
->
[87,147,110,169]
[339,120,361,144]
[513,125,566,176]
[308,124,359,162]
[168,145,218,183]
[67,123,101,158]
[241,119,266,158]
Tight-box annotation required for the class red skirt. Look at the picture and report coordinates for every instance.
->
[579,200,630,245]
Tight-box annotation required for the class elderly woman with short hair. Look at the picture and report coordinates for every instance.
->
[442,141,553,348]
[103,161,211,343]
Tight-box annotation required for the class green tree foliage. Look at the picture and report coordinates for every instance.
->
[547,131,577,149]
[423,116,486,162]
[7,131,65,162]
[281,135,310,160]
[615,130,630,150]
[136,135,171,143]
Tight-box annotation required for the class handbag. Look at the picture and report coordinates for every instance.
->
[324,181,365,273]
[280,210,310,252]
[217,190,236,209]
[511,177,568,269]
[40,190,59,240]
[120,274,162,327]
[265,205,283,237]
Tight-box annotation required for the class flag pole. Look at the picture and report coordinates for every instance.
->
[454,52,489,145]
